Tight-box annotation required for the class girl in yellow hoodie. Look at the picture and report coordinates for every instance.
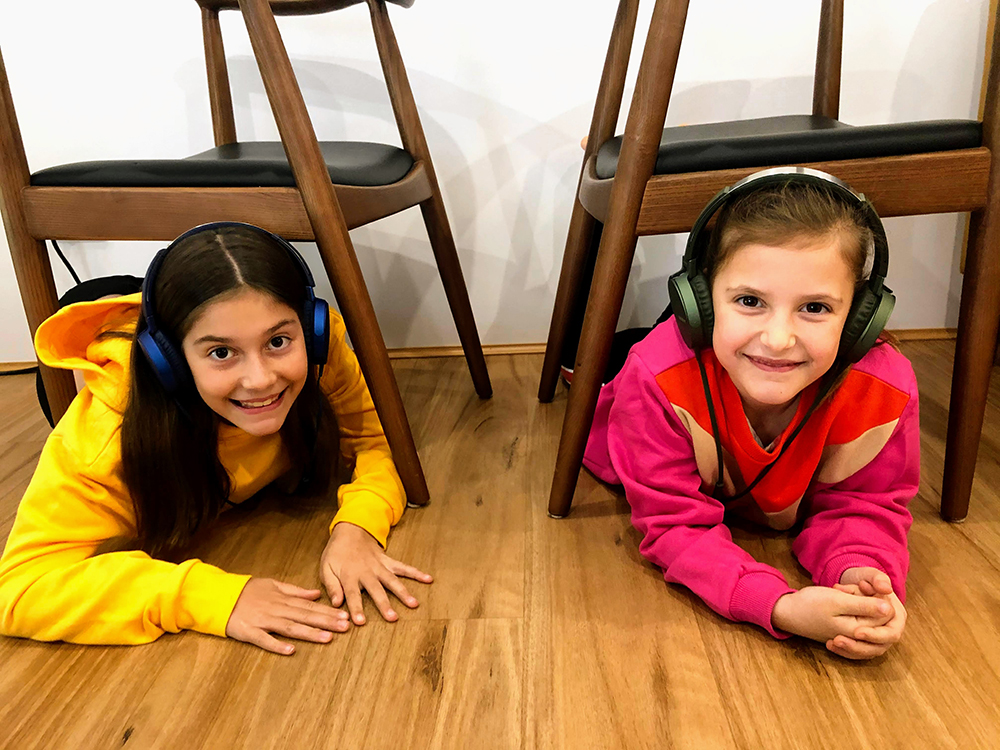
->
[0,222,432,655]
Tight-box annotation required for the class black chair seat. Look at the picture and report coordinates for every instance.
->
[595,115,983,179]
[30,141,415,188]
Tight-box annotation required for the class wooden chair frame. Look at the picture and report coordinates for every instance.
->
[540,0,1000,521]
[0,0,494,507]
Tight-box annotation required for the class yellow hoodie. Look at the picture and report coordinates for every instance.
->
[0,293,404,645]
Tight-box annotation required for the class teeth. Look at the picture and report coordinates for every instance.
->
[239,393,280,408]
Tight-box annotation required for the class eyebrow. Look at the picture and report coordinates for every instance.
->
[725,286,844,305]
[192,318,297,347]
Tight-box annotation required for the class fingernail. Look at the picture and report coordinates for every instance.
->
[355,614,365,624]
[337,611,349,619]
[879,603,890,614]
[387,609,397,619]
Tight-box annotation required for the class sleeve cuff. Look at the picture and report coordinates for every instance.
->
[729,571,796,639]
[176,561,252,637]
[330,500,393,549]
[819,553,886,590]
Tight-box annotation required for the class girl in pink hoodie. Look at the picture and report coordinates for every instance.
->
[584,170,917,659]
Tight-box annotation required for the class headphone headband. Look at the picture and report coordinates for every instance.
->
[682,166,889,287]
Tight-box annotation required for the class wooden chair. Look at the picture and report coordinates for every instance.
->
[0,0,494,508]
[539,0,1000,521]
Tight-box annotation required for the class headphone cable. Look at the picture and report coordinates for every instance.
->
[700,359,843,503]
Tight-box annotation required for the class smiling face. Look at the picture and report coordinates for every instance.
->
[710,234,855,423]
[181,288,308,436]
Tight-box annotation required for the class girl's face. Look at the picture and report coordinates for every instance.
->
[181,288,309,436]
[710,235,855,419]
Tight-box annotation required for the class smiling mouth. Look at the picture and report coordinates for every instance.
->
[744,354,803,372]
[230,389,286,412]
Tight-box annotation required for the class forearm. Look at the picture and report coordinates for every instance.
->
[0,550,250,644]
[641,522,795,637]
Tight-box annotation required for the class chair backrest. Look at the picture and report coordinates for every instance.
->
[197,0,432,167]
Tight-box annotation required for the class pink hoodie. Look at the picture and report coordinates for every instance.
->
[583,318,919,638]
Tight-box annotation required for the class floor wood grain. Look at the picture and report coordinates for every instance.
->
[1,341,998,749]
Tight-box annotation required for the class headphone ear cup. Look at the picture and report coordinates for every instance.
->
[309,298,330,365]
[839,285,895,363]
[689,273,714,349]
[668,270,715,350]
[137,328,190,394]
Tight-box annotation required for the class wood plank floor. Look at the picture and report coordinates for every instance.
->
[1,341,998,749]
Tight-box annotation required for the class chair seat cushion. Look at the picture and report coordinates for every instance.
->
[594,115,983,179]
[30,141,415,188]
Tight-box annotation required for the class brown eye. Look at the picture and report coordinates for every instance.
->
[738,295,760,308]
[269,335,290,349]
[804,302,829,314]
[209,346,231,361]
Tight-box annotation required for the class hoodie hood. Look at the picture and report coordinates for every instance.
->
[34,292,143,411]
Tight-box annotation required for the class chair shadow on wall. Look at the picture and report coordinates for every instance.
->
[180,55,595,347]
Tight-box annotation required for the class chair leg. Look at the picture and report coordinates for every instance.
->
[344,294,431,507]
[538,202,601,402]
[941,206,1000,521]
[238,0,430,506]
[8,237,76,422]
[418,194,493,399]
[546,0,691,517]
[0,46,78,423]
[548,227,641,518]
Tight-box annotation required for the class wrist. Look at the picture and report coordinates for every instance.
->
[770,590,798,633]
[330,521,379,545]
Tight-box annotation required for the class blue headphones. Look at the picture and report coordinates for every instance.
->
[136,222,331,394]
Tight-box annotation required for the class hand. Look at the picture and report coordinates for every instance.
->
[320,522,433,626]
[225,578,350,655]
[826,568,907,659]
[771,586,893,645]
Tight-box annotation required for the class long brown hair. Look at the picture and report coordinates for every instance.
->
[119,226,339,557]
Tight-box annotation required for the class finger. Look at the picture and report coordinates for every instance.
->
[361,575,399,622]
[853,624,903,646]
[833,583,863,596]
[871,573,894,596]
[857,580,876,596]
[245,628,296,656]
[840,593,893,620]
[321,568,346,608]
[385,558,434,584]
[343,579,368,625]
[273,619,338,644]
[290,598,351,626]
[286,604,351,634]
[380,571,420,609]
[272,581,323,600]
[827,635,890,660]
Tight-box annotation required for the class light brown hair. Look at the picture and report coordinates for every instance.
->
[704,180,899,351]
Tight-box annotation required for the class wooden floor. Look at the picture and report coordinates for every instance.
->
[1,341,999,749]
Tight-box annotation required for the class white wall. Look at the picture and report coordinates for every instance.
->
[0,0,988,361]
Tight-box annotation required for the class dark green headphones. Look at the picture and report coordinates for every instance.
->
[667,167,895,364]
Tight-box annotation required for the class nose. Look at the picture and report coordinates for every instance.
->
[239,353,278,392]
[760,312,796,352]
